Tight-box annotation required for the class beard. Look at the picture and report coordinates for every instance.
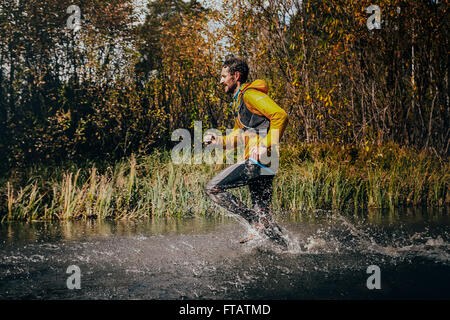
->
[224,81,238,95]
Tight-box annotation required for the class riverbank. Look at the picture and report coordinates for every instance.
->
[1,143,448,221]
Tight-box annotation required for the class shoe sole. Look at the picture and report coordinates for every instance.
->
[239,233,256,244]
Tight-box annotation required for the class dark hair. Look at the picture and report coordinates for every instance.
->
[223,56,249,83]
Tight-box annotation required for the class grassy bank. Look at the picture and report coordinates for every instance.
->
[1,143,448,221]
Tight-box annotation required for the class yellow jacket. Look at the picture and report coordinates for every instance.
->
[222,79,288,159]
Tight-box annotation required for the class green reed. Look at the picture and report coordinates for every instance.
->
[1,143,448,221]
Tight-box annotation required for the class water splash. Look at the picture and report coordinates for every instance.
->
[332,213,450,264]
[1,211,449,299]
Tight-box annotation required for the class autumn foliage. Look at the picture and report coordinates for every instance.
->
[223,0,448,152]
[0,0,448,175]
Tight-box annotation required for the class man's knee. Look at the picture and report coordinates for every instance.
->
[205,180,221,197]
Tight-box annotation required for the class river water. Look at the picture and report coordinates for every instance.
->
[1,208,449,300]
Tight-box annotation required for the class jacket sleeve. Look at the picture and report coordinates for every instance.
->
[244,90,288,148]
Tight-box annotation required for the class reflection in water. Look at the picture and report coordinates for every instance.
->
[0,207,449,299]
[2,215,231,243]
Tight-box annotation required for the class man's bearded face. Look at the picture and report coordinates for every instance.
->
[220,67,239,94]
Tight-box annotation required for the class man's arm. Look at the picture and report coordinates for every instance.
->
[244,90,288,148]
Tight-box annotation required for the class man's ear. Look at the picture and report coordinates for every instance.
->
[233,71,241,82]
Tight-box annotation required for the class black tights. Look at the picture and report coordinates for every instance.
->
[205,159,275,224]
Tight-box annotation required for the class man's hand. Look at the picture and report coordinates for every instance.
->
[250,145,267,162]
[204,133,221,147]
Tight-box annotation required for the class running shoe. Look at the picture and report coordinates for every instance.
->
[240,219,288,249]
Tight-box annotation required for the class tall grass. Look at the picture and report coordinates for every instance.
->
[1,143,448,221]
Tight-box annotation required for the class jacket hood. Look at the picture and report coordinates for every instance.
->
[243,79,268,94]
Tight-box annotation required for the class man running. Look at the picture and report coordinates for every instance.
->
[204,57,289,247]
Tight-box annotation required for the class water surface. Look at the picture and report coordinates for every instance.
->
[1,208,449,299]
